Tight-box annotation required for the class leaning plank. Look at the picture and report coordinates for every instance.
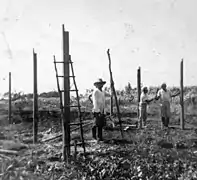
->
[42,121,93,143]
[0,149,18,155]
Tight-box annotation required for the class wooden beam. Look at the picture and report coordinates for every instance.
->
[110,76,113,116]
[33,49,38,143]
[62,24,70,162]
[137,67,141,129]
[107,49,124,138]
[0,149,18,155]
[180,59,184,130]
[42,121,92,143]
[8,72,12,124]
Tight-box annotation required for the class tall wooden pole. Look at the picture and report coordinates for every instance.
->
[137,67,141,128]
[33,49,38,143]
[8,72,12,124]
[107,49,123,138]
[62,24,70,162]
[180,59,184,130]
[110,77,113,116]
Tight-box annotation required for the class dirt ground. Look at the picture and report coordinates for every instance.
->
[1,100,197,179]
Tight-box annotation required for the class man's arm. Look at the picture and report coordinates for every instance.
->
[155,89,161,100]
[145,98,155,103]
[171,90,180,98]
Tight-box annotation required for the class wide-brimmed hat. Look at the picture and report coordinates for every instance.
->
[94,78,106,86]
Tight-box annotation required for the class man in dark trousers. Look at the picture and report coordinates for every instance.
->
[89,78,106,142]
[155,83,180,129]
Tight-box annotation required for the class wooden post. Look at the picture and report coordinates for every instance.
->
[110,77,113,116]
[107,49,124,138]
[137,67,142,128]
[180,59,184,130]
[62,24,70,162]
[33,49,38,143]
[8,72,12,124]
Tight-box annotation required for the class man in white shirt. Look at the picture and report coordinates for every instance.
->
[139,87,154,127]
[89,78,106,142]
[155,83,180,128]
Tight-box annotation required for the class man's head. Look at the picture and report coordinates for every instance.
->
[142,87,148,94]
[94,78,106,90]
[161,83,167,90]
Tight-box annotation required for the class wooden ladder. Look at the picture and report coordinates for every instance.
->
[53,55,86,159]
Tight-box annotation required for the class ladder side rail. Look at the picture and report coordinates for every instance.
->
[69,56,86,153]
[53,55,65,125]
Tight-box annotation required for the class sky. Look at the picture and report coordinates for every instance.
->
[0,0,197,95]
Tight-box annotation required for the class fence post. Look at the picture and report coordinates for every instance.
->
[8,72,12,124]
[137,67,141,128]
[180,59,184,130]
[62,24,70,162]
[33,49,38,143]
[110,76,113,116]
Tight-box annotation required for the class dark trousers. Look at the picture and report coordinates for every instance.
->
[161,117,170,127]
[92,112,105,140]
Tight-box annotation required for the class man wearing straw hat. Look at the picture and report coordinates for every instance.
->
[89,78,106,142]
[155,83,180,129]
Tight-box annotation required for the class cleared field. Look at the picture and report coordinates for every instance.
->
[0,89,197,179]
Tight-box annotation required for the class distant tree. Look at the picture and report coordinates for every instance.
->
[39,91,59,98]
[26,93,33,99]
[120,90,124,96]
[3,91,25,101]
[125,82,132,95]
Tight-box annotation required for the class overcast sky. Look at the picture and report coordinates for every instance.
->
[0,0,197,95]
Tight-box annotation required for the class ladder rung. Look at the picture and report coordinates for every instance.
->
[54,61,64,63]
[65,105,80,108]
[57,75,75,78]
[59,89,78,93]
[70,122,83,126]
[70,89,78,92]
[54,61,73,64]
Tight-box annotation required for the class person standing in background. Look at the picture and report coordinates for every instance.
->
[89,78,106,142]
[155,83,180,129]
[139,86,155,128]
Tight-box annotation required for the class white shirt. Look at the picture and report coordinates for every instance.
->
[139,92,149,107]
[157,89,172,103]
[92,88,105,113]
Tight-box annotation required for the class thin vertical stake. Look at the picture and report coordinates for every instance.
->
[110,76,113,116]
[180,59,184,130]
[8,72,11,124]
[137,67,141,128]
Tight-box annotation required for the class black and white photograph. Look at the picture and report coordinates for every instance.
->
[0,0,197,179]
